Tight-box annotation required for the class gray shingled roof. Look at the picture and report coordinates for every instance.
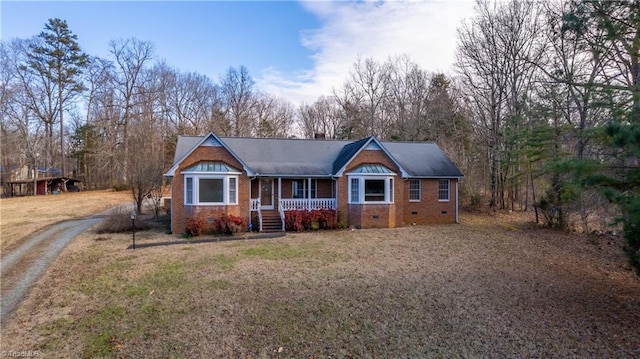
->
[222,137,348,176]
[332,137,370,174]
[170,135,463,178]
[382,141,464,178]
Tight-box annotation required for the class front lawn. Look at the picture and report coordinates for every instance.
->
[2,213,639,358]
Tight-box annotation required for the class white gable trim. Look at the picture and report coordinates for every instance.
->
[364,141,382,150]
[164,132,255,177]
[201,136,223,147]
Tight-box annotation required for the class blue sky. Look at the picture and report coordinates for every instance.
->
[1,0,476,104]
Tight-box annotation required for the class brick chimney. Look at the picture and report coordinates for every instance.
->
[314,133,326,140]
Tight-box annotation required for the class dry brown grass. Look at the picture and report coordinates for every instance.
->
[0,190,132,251]
[2,212,640,358]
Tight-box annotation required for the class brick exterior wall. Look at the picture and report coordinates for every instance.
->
[337,149,403,229]
[336,148,457,228]
[171,143,459,233]
[170,146,250,234]
[401,178,457,225]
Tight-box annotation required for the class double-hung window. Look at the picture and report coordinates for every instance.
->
[292,179,317,199]
[350,178,360,203]
[182,161,240,205]
[438,179,450,201]
[409,179,421,201]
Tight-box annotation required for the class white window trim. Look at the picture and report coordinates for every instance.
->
[409,179,421,202]
[438,179,450,202]
[183,175,238,205]
[292,179,317,199]
[347,174,395,204]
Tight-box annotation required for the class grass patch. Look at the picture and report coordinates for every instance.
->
[206,279,230,290]
[124,284,148,298]
[80,305,128,359]
[6,214,640,358]
[141,261,186,289]
[241,243,306,259]
[213,254,238,271]
[83,332,117,359]
[0,189,132,250]
[240,241,337,262]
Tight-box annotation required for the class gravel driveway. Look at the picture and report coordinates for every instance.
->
[0,209,122,326]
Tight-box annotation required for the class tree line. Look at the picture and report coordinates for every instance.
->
[1,1,638,269]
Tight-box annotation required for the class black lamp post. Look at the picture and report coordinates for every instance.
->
[130,211,137,250]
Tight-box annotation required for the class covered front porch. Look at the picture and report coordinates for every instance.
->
[249,177,337,232]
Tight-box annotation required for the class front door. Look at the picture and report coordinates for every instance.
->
[260,178,274,209]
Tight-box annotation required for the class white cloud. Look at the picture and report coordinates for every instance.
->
[257,0,476,106]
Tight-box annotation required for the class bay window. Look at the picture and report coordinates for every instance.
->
[348,176,394,204]
[184,176,238,205]
[181,161,240,205]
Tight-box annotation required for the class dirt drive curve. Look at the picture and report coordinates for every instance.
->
[1,214,107,326]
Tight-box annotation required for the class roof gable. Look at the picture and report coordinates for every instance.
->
[333,137,409,177]
[364,141,382,150]
[201,136,223,147]
[165,132,254,177]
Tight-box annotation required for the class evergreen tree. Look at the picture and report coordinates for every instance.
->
[565,1,640,272]
[28,18,88,180]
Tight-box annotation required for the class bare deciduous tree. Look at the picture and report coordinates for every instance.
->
[220,66,256,137]
[109,38,154,184]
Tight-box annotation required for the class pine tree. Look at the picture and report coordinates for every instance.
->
[564,1,640,272]
[28,18,88,180]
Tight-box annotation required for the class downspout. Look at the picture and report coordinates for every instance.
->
[333,177,339,224]
[278,177,284,231]
[169,182,174,234]
[455,179,459,224]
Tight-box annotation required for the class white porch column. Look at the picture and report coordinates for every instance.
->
[307,177,312,210]
[278,177,282,210]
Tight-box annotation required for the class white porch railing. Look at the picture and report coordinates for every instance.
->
[250,198,261,211]
[279,198,336,211]
[250,198,262,232]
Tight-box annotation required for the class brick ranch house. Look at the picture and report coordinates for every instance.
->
[165,132,464,234]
